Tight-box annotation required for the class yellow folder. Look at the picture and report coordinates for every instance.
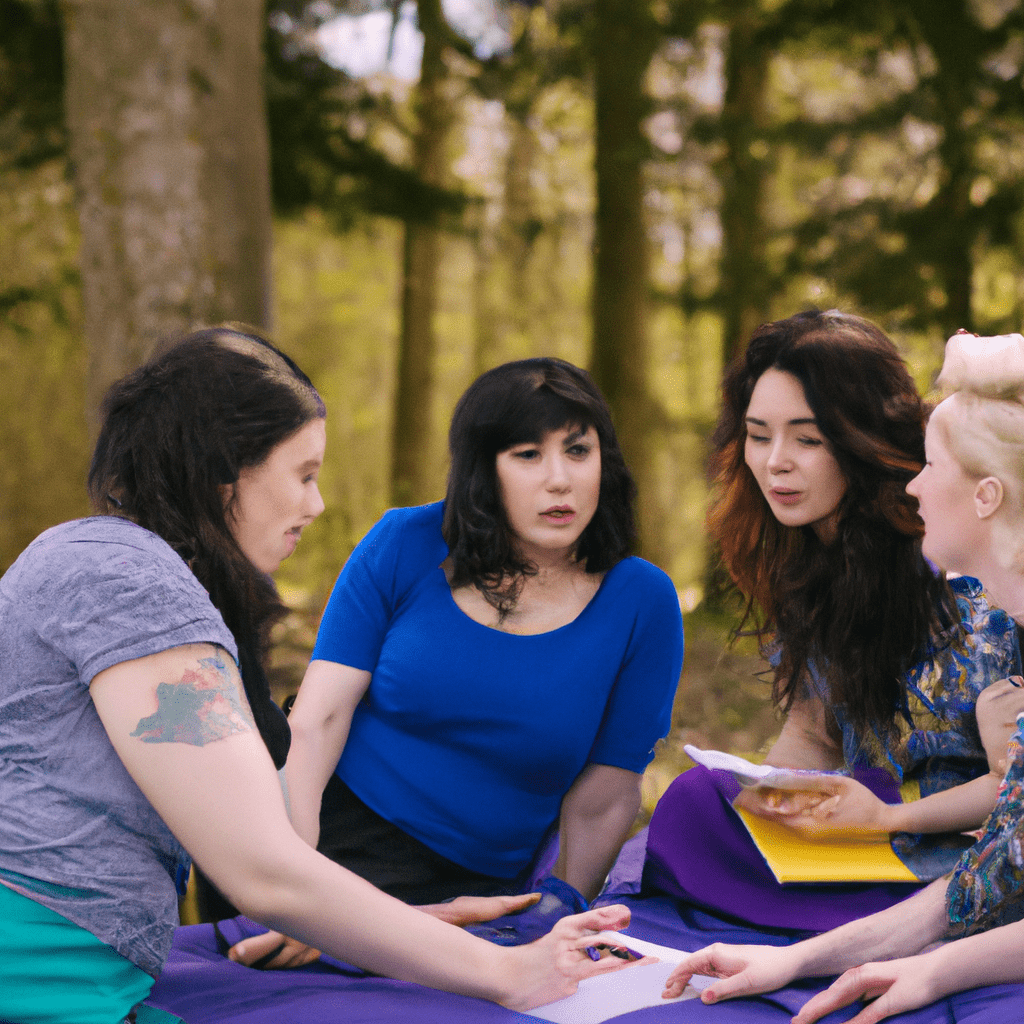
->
[735,807,918,883]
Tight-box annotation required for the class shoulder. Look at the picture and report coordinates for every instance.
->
[950,575,1017,643]
[599,556,683,631]
[4,517,190,594]
[360,501,444,550]
[330,502,446,603]
[604,556,678,599]
[3,517,238,677]
[351,501,446,571]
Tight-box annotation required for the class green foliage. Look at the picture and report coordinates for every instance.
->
[265,1,472,227]
[0,160,88,573]
[0,0,64,171]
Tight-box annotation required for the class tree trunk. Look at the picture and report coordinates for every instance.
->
[908,0,977,331]
[390,0,452,507]
[717,3,771,366]
[589,0,662,564]
[502,111,538,350]
[60,0,273,424]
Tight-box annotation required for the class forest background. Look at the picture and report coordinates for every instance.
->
[4,0,1024,818]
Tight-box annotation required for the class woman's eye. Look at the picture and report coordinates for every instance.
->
[512,448,540,460]
[567,444,592,458]
[798,437,823,447]
[747,433,770,444]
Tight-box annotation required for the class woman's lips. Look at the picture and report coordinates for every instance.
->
[768,488,802,505]
[541,507,576,523]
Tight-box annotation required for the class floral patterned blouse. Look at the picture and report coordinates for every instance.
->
[823,576,1020,880]
[947,712,1024,934]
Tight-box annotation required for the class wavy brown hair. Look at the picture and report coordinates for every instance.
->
[88,326,325,768]
[708,309,958,743]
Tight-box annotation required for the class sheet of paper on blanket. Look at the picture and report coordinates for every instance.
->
[683,744,841,789]
[528,931,714,1023]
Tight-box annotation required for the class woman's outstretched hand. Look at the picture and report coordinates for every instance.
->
[417,892,541,925]
[228,929,321,969]
[501,904,653,1011]
[734,774,893,838]
[662,942,801,1003]
[791,956,941,1024]
[228,893,544,969]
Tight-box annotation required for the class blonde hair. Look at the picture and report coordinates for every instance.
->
[934,331,1024,569]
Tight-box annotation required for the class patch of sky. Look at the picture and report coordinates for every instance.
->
[317,0,510,81]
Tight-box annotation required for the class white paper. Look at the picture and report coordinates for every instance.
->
[683,744,841,789]
[528,931,714,1023]
[683,744,776,783]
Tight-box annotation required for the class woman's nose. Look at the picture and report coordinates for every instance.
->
[546,455,571,489]
[766,440,791,473]
[307,483,326,519]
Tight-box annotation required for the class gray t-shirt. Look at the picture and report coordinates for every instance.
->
[0,516,238,977]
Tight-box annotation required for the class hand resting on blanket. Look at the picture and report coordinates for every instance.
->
[229,892,543,969]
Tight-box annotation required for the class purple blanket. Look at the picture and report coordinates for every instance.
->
[148,895,1024,1023]
[146,769,1024,1022]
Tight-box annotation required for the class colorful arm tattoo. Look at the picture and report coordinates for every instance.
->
[130,652,255,746]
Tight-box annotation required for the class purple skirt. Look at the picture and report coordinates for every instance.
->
[642,765,923,931]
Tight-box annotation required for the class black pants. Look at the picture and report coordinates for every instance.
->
[317,774,517,904]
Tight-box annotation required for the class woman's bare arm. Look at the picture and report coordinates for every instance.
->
[663,879,951,1004]
[90,644,637,1008]
[284,658,372,847]
[792,916,1024,1024]
[738,771,1001,838]
[762,693,844,770]
[554,764,642,902]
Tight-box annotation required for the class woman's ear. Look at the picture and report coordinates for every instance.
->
[975,476,1004,520]
[219,482,235,516]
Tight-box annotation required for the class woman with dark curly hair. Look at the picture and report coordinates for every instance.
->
[661,330,1024,1024]
[233,357,684,969]
[642,310,1019,932]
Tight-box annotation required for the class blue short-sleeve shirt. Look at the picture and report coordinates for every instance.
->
[312,502,685,877]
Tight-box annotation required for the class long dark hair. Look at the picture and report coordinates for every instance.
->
[708,309,958,743]
[442,357,637,615]
[88,326,326,768]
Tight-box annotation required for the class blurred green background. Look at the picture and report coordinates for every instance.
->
[4,0,1024,813]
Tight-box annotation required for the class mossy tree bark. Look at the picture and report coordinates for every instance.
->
[390,0,454,507]
[588,0,664,566]
[60,0,273,426]
[717,2,771,367]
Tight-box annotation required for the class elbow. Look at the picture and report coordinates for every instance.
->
[285,710,331,750]
[198,843,315,927]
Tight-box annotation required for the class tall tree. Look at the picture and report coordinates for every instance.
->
[60,0,273,422]
[716,0,772,364]
[763,0,1024,335]
[587,0,665,563]
[389,0,458,506]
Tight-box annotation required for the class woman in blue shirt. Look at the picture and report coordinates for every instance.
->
[233,358,684,969]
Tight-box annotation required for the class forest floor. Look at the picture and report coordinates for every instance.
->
[266,602,781,828]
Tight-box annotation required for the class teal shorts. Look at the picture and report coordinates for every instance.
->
[0,882,181,1024]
